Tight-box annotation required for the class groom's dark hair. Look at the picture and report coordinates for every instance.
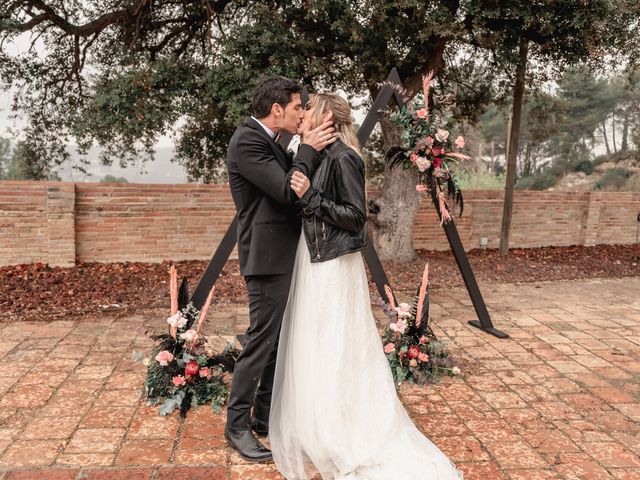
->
[252,76,302,118]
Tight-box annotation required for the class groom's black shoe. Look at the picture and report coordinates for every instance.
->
[224,428,272,462]
[250,416,269,437]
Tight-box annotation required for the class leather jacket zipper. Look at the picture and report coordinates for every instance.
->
[321,221,327,240]
[313,217,321,260]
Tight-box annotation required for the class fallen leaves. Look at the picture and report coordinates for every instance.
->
[1,243,638,321]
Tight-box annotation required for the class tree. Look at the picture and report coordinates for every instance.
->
[100,174,128,182]
[0,136,10,179]
[3,140,60,180]
[2,1,639,260]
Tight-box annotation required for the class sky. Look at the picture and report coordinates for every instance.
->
[1,31,186,182]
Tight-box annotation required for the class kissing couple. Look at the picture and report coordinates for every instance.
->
[225,76,462,479]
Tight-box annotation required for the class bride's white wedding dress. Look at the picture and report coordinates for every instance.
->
[269,234,462,480]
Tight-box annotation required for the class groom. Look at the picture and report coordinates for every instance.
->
[225,76,335,461]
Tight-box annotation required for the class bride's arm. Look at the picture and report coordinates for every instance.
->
[296,151,366,233]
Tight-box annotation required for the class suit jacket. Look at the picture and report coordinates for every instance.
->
[226,117,319,276]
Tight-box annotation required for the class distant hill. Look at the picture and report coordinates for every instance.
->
[57,145,190,184]
[547,151,640,192]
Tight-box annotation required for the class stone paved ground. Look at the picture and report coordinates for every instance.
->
[0,277,638,479]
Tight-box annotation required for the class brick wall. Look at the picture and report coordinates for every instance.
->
[0,181,638,266]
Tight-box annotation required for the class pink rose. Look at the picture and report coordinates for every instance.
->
[409,359,418,368]
[180,329,198,343]
[409,152,418,163]
[418,353,429,362]
[389,319,408,334]
[425,136,434,147]
[432,157,442,169]
[419,336,428,344]
[185,360,199,378]
[416,184,427,193]
[407,346,420,359]
[416,108,427,119]
[416,157,431,172]
[171,375,186,386]
[435,128,449,142]
[384,343,396,354]
[155,350,174,366]
[431,146,445,157]
[166,312,187,329]
[454,135,465,148]
[395,303,412,318]
[199,367,210,378]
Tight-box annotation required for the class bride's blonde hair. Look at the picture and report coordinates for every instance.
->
[307,93,361,154]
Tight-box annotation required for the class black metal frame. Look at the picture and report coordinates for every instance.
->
[190,68,508,339]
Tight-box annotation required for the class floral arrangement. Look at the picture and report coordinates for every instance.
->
[381,263,460,385]
[144,265,238,417]
[386,72,469,224]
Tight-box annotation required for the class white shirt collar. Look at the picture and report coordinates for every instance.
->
[251,116,277,139]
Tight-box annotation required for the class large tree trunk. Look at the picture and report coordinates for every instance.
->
[367,118,419,262]
[499,38,529,256]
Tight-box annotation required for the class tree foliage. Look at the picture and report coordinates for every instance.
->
[0,137,60,180]
[2,1,638,181]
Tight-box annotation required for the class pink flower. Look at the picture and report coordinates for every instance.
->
[416,157,431,172]
[407,346,420,359]
[435,128,449,142]
[389,319,408,334]
[384,343,396,353]
[454,135,465,148]
[416,108,427,119]
[425,136,434,147]
[409,359,418,368]
[166,312,187,329]
[431,146,444,157]
[396,303,412,318]
[180,329,198,343]
[185,360,199,378]
[418,353,429,362]
[432,157,442,169]
[155,350,174,366]
[171,375,186,386]
[409,152,418,163]
[416,184,427,193]
[199,367,210,378]
[419,336,428,344]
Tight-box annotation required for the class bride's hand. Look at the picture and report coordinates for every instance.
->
[291,171,310,198]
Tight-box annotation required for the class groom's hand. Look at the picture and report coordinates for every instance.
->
[301,114,336,152]
[290,171,310,198]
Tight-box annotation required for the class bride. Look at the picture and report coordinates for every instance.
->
[269,92,462,480]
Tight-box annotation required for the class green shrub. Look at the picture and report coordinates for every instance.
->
[595,167,634,190]
[622,173,640,192]
[574,160,594,175]
[517,168,563,190]
[593,150,639,166]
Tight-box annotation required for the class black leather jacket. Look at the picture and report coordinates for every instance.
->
[297,140,367,262]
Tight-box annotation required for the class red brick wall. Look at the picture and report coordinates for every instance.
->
[75,183,237,263]
[0,181,638,266]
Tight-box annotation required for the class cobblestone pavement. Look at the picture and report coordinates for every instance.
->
[0,277,638,479]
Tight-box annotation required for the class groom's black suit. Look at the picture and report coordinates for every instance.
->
[226,117,318,431]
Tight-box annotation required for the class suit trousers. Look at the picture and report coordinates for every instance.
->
[226,271,293,431]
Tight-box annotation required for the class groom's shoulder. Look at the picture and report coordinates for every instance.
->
[231,117,263,141]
